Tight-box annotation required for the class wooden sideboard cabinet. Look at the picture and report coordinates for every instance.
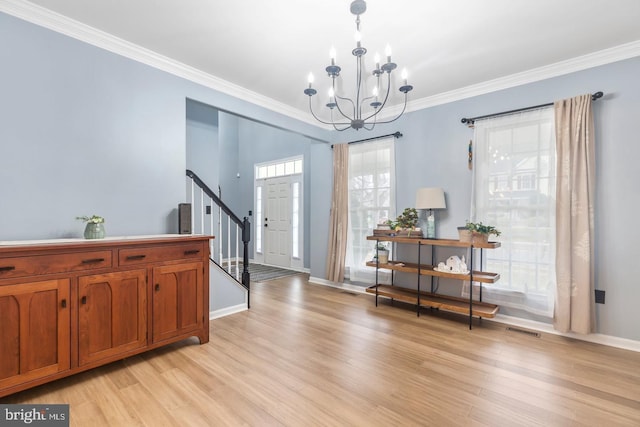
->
[0,235,212,398]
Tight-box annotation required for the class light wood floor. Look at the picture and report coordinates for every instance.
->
[3,274,640,426]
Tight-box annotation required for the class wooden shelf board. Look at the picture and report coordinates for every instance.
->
[366,284,499,318]
[365,261,500,284]
[367,235,500,249]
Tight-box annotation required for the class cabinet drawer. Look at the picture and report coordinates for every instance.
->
[118,243,204,266]
[0,251,113,280]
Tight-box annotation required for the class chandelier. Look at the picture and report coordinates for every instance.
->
[303,0,413,131]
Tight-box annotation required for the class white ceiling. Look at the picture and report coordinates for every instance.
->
[8,0,640,126]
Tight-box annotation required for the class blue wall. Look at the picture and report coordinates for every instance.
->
[2,10,639,341]
[310,57,640,341]
[0,11,328,240]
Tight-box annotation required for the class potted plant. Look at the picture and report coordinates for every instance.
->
[77,215,106,239]
[374,241,390,264]
[386,208,421,237]
[464,221,501,244]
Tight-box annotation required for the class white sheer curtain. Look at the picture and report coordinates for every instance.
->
[470,107,556,317]
[345,138,395,284]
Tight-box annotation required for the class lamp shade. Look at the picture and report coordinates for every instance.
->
[415,188,446,210]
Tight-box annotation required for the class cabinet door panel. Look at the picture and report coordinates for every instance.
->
[0,279,70,390]
[78,270,147,366]
[152,262,203,343]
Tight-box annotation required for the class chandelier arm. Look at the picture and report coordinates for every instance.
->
[330,107,356,131]
[367,94,410,125]
[331,78,355,121]
[334,124,353,131]
[307,97,351,126]
[333,94,356,121]
[361,73,393,122]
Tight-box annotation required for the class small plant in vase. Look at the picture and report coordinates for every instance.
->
[386,208,421,237]
[373,241,390,264]
[465,221,500,244]
[77,215,106,239]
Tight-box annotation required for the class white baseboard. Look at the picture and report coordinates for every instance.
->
[209,303,247,320]
[308,276,368,294]
[490,314,640,353]
[308,277,640,353]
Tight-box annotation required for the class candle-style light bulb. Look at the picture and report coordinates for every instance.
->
[355,30,362,47]
[401,68,408,85]
[374,53,380,70]
[328,87,335,100]
[329,46,336,66]
[385,44,392,63]
[307,72,314,88]
[372,86,379,100]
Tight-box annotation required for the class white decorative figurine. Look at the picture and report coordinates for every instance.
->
[436,255,469,274]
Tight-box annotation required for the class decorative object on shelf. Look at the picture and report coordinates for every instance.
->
[385,207,421,237]
[465,221,501,245]
[457,226,472,243]
[303,0,413,131]
[374,242,390,264]
[415,188,446,238]
[376,220,391,230]
[435,255,469,274]
[77,215,106,239]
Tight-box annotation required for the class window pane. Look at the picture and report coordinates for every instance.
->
[285,161,295,175]
[472,107,556,317]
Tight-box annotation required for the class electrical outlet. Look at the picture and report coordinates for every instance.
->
[595,289,605,304]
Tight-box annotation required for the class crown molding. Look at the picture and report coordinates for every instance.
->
[3,0,639,129]
[406,39,640,113]
[0,0,319,127]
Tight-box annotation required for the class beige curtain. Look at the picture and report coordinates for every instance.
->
[554,94,595,334]
[325,143,349,282]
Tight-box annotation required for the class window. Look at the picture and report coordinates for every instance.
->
[471,108,556,317]
[292,182,300,259]
[255,186,263,253]
[345,138,395,283]
[256,159,303,180]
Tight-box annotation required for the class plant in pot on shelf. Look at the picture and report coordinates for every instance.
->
[464,221,501,245]
[77,215,106,239]
[373,242,390,264]
[386,208,421,237]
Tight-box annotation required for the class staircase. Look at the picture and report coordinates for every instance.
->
[186,169,251,308]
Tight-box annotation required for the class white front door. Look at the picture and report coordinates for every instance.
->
[264,178,291,267]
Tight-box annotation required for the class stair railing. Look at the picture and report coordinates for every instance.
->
[186,169,250,308]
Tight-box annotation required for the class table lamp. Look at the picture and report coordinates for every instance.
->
[415,188,446,238]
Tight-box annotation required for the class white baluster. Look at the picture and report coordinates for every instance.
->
[235,223,240,280]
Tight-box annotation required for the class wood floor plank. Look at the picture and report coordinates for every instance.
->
[2,273,640,426]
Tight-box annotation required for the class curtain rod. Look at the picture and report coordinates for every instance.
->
[331,131,402,149]
[460,91,603,125]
